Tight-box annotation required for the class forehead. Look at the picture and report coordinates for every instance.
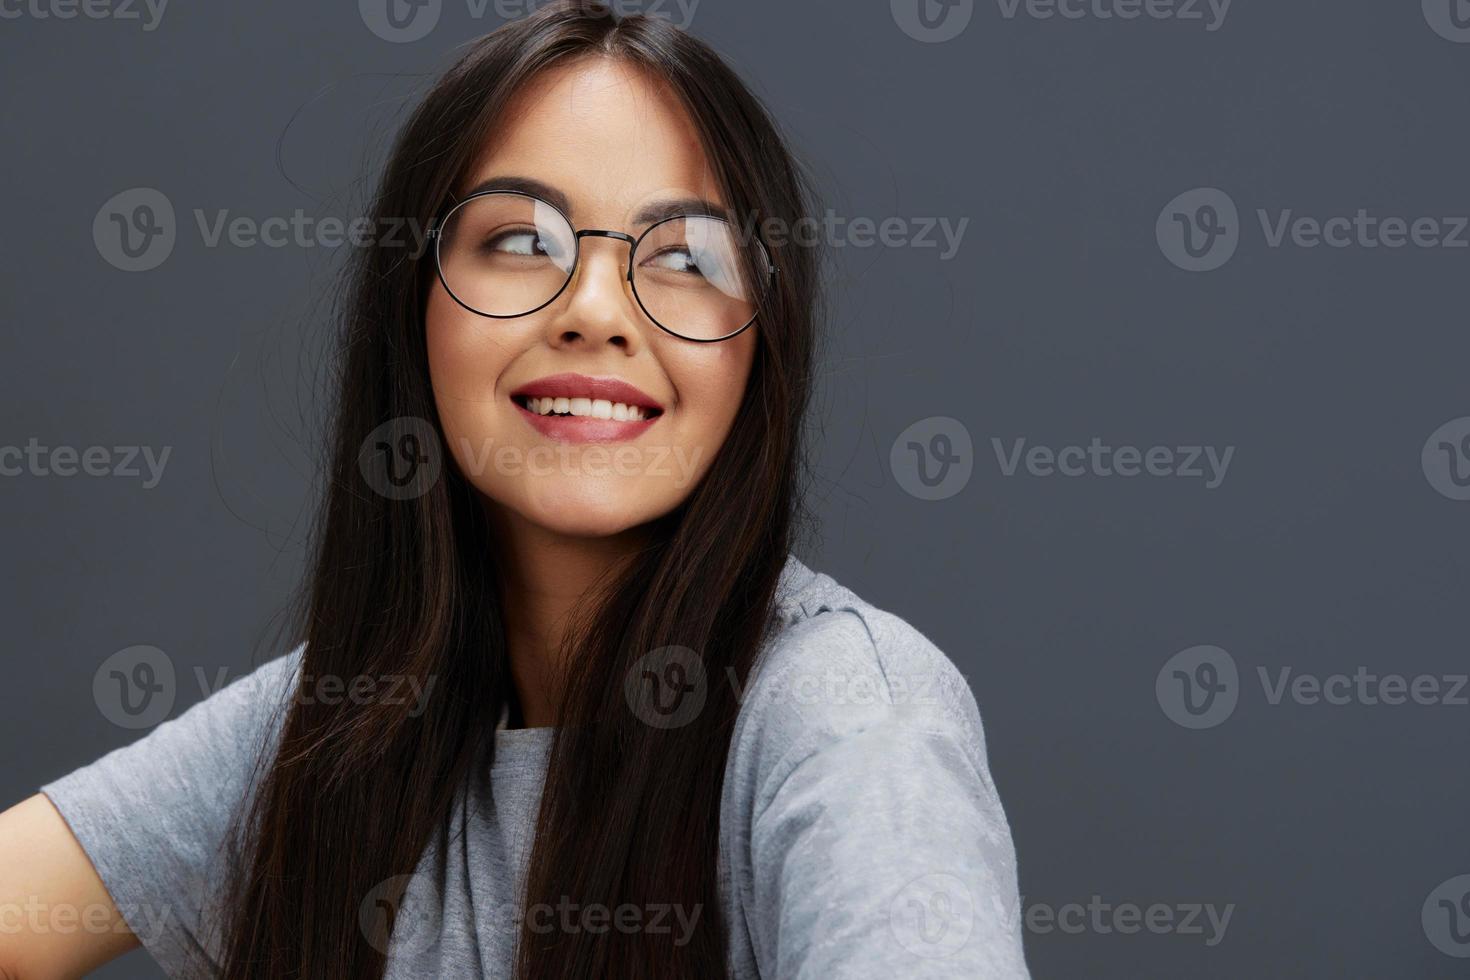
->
[463,56,726,226]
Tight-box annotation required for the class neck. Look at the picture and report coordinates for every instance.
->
[488,507,650,729]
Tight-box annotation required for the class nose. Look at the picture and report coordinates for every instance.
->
[544,235,645,354]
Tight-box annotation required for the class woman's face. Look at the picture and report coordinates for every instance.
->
[426,57,757,539]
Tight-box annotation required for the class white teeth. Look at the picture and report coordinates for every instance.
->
[522,396,652,420]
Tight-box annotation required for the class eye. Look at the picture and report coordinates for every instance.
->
[484,228,551,257]
[644,246,704,276]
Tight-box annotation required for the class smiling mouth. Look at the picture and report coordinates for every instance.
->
[511,395,664,421]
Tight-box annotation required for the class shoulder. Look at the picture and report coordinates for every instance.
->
[730,556,997,807]
[44,643,307,819]
[222,642,304,716]
[151,643,305,764]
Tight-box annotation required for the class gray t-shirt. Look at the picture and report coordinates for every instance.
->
[42,555,1030,978]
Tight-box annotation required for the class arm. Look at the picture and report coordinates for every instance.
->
[8,647,304,977]
[0,794,139,979]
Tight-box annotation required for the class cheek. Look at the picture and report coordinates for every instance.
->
[425,289,526,498]
[664,333,756,469]
[426,289,509,407]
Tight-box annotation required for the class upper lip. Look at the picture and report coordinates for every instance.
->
[509,373,664,412]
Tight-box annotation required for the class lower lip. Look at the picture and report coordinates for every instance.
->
[513,400,662,443]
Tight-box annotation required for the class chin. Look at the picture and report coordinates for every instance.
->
[513,478,673,539]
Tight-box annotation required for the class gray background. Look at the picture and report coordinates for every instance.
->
[3,0,1468,976]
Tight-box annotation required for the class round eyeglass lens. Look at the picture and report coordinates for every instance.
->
[436,192,577,317]
[633,215,762,340]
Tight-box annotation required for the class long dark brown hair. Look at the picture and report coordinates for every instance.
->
[218,3,820,977]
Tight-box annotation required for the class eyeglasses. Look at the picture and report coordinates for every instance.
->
[429,190,777,343]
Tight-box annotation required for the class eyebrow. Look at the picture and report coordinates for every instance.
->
[459,175,732,228]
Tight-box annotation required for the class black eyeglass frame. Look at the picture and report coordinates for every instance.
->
[428,189,779,344]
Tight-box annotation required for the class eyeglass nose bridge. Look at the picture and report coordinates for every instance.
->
[573,228,638,282]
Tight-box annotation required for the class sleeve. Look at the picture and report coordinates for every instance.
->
[38,645,303,977]
[743,615,1030,979]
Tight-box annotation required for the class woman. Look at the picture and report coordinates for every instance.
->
[0,3,1029,977]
